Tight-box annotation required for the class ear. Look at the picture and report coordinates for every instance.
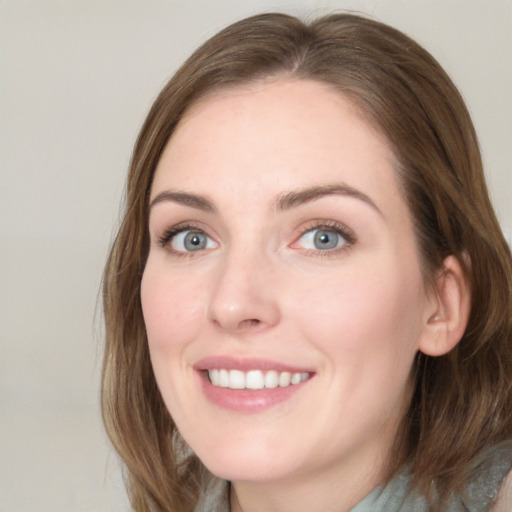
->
[419,255,471,357]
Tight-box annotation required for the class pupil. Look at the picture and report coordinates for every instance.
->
[184,231,206,251]
[314,229,338,250]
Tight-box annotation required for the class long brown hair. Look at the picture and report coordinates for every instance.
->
[102,12,512,511]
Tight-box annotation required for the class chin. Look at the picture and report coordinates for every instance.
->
[195,439,301,483]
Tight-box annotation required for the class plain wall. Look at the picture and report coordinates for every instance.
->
[1,1,510,510]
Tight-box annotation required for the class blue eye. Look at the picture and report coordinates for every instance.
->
[297,228,347,251]
[169,229,216,252]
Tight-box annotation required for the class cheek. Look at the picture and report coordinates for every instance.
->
[140,259,206,355]
[140,259,209,425]
[291,259,424,374]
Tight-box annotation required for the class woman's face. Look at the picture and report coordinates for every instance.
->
[141,80,433,488]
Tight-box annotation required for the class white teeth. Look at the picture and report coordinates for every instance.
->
[210,369,219,386]
[279,371,291,387]
[264,370,279,389]
[207,369,310,390]
[290,372,302,385]
[246,370,264,390]
[230,370,245,389]
[219,369,229,388]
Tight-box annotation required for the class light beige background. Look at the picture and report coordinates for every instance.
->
[0,1,510,511]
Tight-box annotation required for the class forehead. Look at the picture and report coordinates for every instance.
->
[152,79,404,218]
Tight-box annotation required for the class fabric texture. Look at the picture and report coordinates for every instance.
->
[351,442,512,511]
[194,442,512,512]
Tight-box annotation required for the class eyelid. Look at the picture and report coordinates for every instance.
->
[157,222,218,251]
[154,219,355,257]
[290,220,356,252]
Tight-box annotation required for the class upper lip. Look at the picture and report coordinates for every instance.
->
[193,356,314,374]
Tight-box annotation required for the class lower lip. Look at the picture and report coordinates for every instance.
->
[198,372,310,413]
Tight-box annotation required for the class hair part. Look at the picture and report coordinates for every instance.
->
[102,12,512,511]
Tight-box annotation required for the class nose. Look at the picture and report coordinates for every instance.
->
[207,249,281,334]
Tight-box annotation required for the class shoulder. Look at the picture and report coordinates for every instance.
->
[450,441,512,511]
[492,468,512,512]
[469,441,512,512]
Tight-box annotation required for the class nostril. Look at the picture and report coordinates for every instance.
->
[238,319,261,329]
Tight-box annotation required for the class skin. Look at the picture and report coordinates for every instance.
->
[141,79,453,512]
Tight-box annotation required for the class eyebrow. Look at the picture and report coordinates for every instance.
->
[149,183,382,217]
[274,184,383,217]
[150,190,216,212]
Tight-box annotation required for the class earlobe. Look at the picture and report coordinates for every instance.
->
[419,255,471,357]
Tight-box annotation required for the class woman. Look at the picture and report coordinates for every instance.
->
[101,12,512,512]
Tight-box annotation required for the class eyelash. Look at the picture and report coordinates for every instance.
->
[157,222,211,258]
[293,220,356,256]
[156,220,356,257]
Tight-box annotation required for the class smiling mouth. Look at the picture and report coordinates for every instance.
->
[207,369,311,390]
